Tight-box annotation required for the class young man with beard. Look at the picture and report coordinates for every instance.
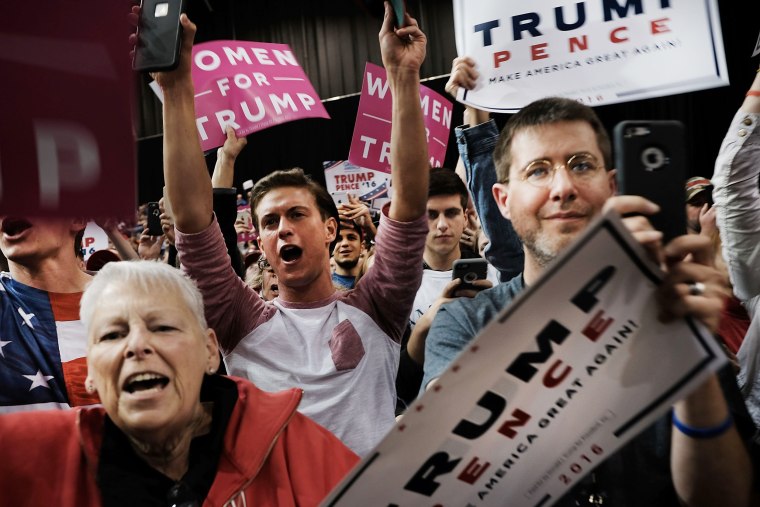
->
[0,217,100,411]
[155,4,429,456]
[331,222,364,289]
[418,58,755,507]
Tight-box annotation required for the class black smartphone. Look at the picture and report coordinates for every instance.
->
[147,202,163,236]
[132,0,186,72]
[613,120,687,244]
[452,258,489,291]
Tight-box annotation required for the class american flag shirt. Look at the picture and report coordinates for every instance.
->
[0,272,99,412]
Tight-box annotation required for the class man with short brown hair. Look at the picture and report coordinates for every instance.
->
[157,5,430,455]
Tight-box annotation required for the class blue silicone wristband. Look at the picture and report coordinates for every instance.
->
[672,410,733,439]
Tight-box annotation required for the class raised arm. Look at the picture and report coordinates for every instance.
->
[379,2,428,222]
[446,56,523,280]
[712,70,760,302]
[211,127,248,189]
[144,12,213,234]
[97,220,139,261]
[660,235,753,507]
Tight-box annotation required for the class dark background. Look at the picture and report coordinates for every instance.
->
[135,0,759,203]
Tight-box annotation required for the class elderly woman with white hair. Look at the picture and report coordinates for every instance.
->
[0,261,358,506]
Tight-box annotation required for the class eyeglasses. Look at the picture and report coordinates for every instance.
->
[511,153,604,188]
[257,257,270,270]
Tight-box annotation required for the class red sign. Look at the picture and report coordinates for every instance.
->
[0,0,136,218]
[348,63,452,173]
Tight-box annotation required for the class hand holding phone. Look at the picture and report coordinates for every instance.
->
[452,258,489,292]
[390,0,406,27]
[146,202,163,236]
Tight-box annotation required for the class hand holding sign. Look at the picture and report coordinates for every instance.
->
[218,127,248,161]
[338,195,371,224]
[445,56,490,126]
[444,56,479,98]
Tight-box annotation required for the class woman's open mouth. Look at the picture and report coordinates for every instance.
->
[123,372,169,394]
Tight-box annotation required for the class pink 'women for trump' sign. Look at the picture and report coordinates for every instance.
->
[190,41,329,151]
[348,63,452,173]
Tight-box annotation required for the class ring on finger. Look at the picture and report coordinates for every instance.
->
[687,281,706,296]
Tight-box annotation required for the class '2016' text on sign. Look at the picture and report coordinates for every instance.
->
[348,63,452,173]
[189,41,329,151]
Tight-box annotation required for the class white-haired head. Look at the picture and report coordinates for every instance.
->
[80,260,207,331]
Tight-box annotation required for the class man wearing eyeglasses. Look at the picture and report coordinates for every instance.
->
[421,94,618,391]
[417,58,755,507]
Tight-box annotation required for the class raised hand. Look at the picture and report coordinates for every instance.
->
[445,56,479,97]
[129,7,197,91]
[379,1,427,77]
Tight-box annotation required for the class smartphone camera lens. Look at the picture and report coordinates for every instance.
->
[641,147,668,171]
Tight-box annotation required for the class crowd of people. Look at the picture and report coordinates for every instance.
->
[1,2,760,505]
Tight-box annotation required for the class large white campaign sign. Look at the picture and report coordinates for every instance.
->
[453,0,729,111]
[322,211,726,507]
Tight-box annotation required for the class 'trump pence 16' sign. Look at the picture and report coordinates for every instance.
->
[0,0,135,218]
[349,63,452,173]
[189,41,329,151]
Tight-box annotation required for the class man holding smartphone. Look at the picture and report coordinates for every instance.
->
[396,167,500,410]
[151,2,430,456]
[409,167,499,329]
[417,58,755,507]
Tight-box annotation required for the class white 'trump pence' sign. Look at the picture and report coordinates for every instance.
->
[453,0,728,111]
[323,211,726,507]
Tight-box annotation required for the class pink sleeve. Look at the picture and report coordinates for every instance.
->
[344,210,428,342]
[175,217,274,352]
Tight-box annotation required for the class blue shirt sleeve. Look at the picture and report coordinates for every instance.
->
[420,299,474,393]
[455,120,524,281]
